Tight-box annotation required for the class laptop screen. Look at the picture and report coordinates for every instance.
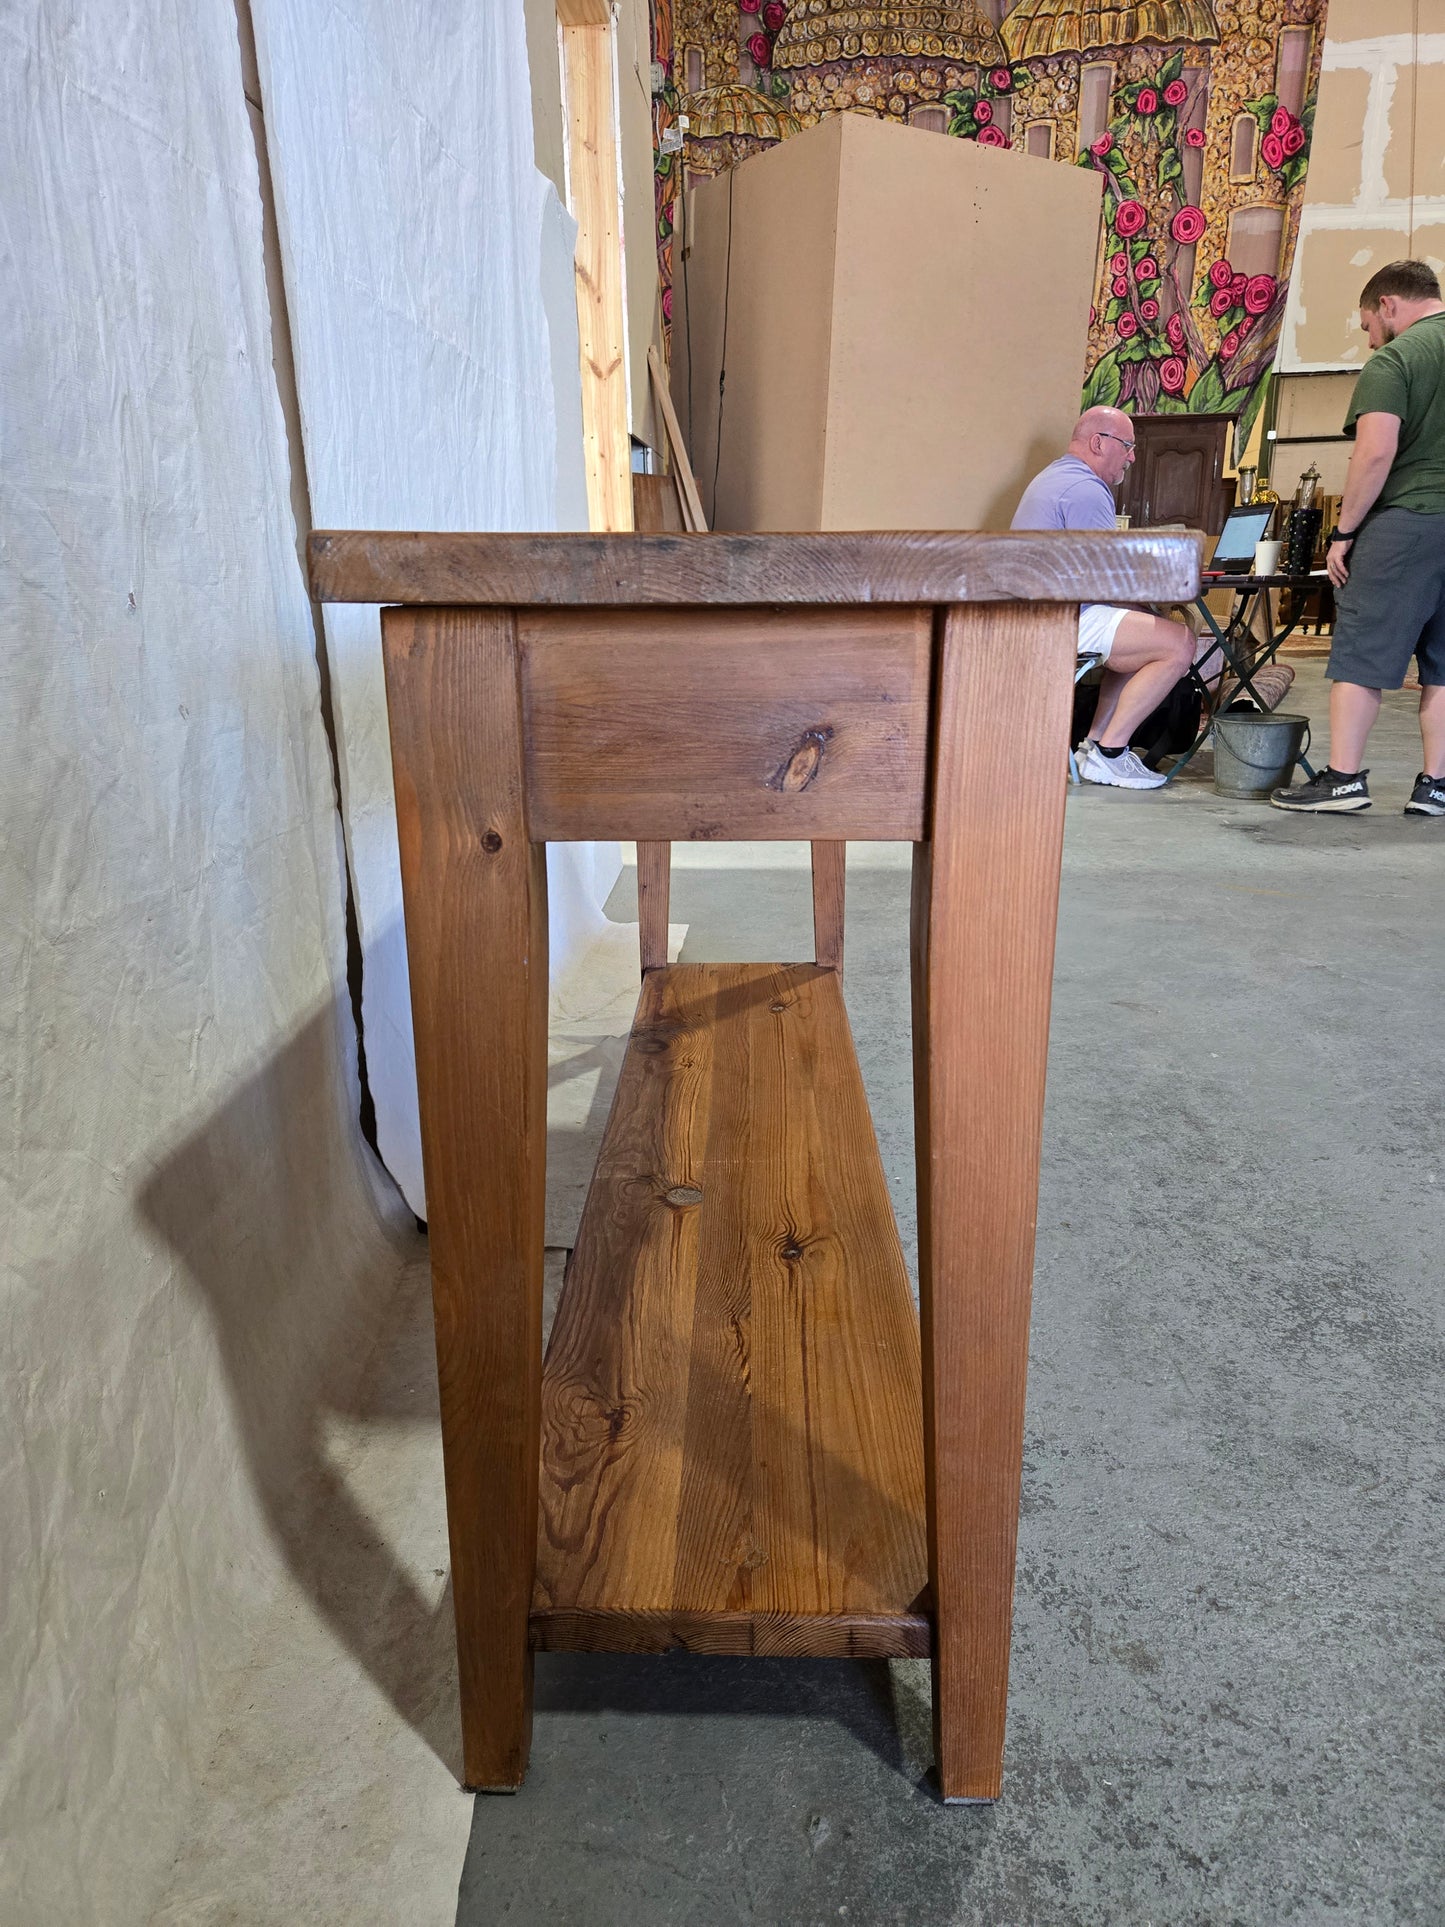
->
[1210,505,1274,565]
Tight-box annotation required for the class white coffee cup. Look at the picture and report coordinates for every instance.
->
[1254,538,1282,576]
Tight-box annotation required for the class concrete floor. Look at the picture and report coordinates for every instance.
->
[455,664,1445,1925]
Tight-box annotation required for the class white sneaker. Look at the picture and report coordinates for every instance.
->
[1076,742,1168,789]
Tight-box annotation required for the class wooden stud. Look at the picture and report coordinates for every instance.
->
[636,840,671,972]
[561,21,633,533]
[648,344,707,531]
[381,606,548,1791]
[811,841,845,973]
[910,601,1076,1803]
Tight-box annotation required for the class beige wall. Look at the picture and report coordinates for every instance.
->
[1281,2,1445,369]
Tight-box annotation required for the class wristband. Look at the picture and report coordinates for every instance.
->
[1328,527,1358,544]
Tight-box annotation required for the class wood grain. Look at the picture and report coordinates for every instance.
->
[810,842,845,972]
[308,528,1205,608]
[562,22,632,532]
[910,601,1076,1803]
[381,607,548,1791]
[532,1608,930,1658]
[636,840,671,972]
[519,606,931,841]
[532,963,928,1652]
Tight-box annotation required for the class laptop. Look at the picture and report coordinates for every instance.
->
[1203,504,1275,577]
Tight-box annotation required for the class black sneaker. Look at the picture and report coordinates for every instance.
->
[1269,767,1371,812]
[1405,771,1445,817]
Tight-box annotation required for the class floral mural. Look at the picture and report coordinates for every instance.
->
[651,0,1328,440]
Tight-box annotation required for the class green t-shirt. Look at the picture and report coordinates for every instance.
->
[1344,310,1445,515]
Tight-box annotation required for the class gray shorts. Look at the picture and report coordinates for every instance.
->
[1328,506,1445,689]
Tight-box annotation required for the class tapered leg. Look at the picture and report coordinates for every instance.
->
[810,841,845,973]
[382,606,548,1790]
[911,602,1075,1801]
[636,840,671,973]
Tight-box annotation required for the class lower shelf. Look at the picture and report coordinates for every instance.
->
[531,961,929,1659]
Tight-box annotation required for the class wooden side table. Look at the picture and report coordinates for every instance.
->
[309,529,1201,1802]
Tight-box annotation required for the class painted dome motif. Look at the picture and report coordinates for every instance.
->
[773,5,1009,73]
[1000,0,1221,60]
[680,82,805,139]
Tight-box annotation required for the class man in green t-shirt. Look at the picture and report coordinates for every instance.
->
[1272,260,1445,816]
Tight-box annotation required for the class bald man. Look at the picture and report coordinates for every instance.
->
[1012,407,1195,790]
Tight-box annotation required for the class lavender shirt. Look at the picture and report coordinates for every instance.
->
[1011,455,1117,533]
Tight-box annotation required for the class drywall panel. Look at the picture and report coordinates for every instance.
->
[251,0,617,1213]
[1282,17,1445,370]
[1305,66,1374,207]
[824,115,1102,531]
[1,2,412,1915]
[680,118,844,530]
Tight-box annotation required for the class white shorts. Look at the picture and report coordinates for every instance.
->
[1078,603,1128,662]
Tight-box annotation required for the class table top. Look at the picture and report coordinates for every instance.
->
[308,529,1204,609]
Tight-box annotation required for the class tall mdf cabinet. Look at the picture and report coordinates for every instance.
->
[673,113,1104,532]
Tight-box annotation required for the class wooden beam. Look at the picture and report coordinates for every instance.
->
[648,344,707,531]
[556,0,608,23]
[561,20,633,531]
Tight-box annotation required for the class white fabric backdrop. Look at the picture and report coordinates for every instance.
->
[251,0,619,1213]
[1,1,413,1915]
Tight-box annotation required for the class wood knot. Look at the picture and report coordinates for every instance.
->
[663,1184,703,1208]
[769,1000,788,1014]
[767,727,834,795]
[780,1240,804,1263]
[481,830,503,854]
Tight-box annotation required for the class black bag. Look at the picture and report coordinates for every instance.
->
[1072,669,1202,773]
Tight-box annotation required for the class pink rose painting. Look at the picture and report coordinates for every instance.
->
[1164,79,1189,107]
[1110,251,1128,276]
[1209,287,1234,318]
[1244,273,1276,315]
[973,98,993,125]
[1115,198,1148,238]
[1283,123,1307,157]
[1117,311,1139,339]
[1271,106,1293,137]
[1185,127,1206,148]
[1220,328,1241,361]
[1166,313,1186,349]
[1135,87,1159,115]
[762,0,785,24]
[739,0,760,10]
[990,67,1012,92]
[976,125,1009,146]
[1229,273,1249,301]
[1140,297,1160,322]
[1137,256,1159,282]
[1112,274,1130,298]
[1091,133,1114,157]
[747,30,771,63]
[1261,131,1286,170]
[1160,356,1187,394]
[1208,258,1234,289]
[1171,205,1206,245]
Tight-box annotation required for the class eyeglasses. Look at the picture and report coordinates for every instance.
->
[1096,431,1136,453]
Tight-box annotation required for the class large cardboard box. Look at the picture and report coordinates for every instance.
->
[673,113,1103,531]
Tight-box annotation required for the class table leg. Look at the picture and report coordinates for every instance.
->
[382,605,548,1791]
[911,601,1074,1801]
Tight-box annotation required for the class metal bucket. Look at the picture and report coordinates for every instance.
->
[1212,710,1311,800]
